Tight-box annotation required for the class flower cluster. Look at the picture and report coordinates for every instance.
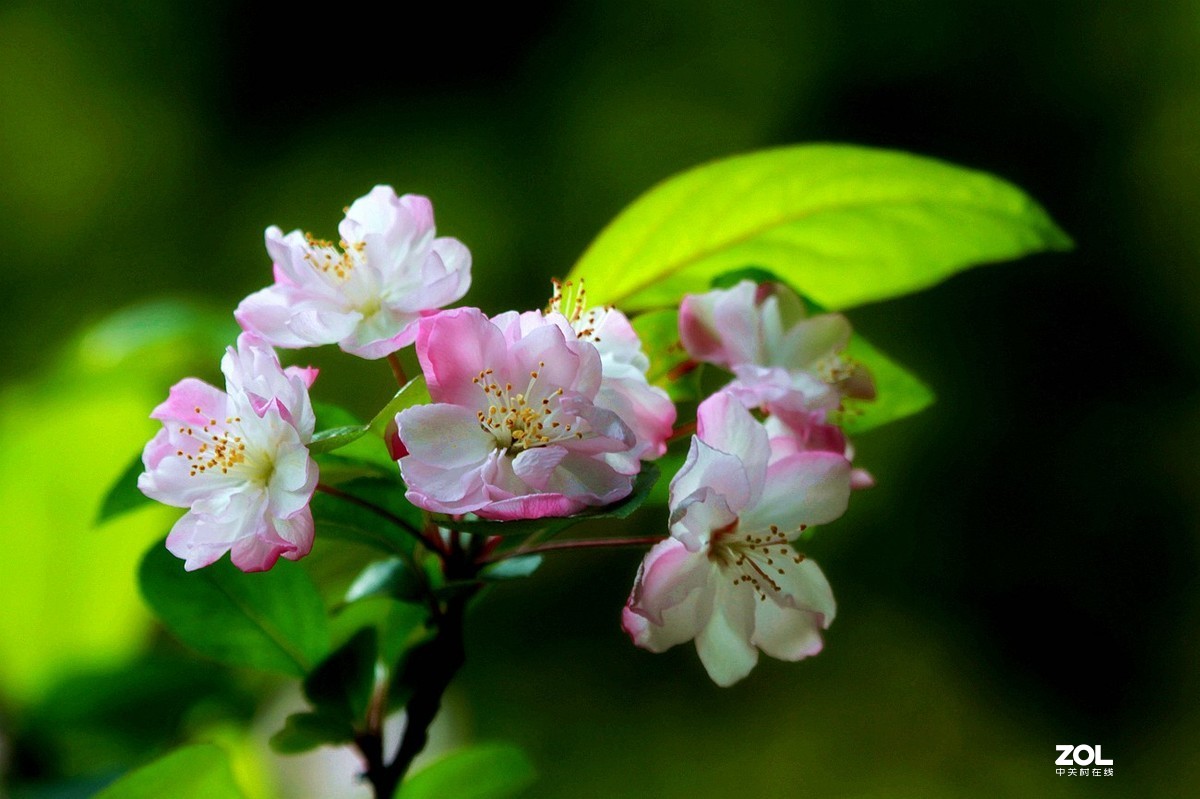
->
[138,187,874,688]
[621,280,874,684]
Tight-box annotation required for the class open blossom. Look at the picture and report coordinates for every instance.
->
[138,334,319,572]
[679,280,874,413]
[236,186,471,359]
[498,280,676,468]
[395,307,638,521]
[622,392,851,686]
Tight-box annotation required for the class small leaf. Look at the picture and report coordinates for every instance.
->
[313,401,364,431]
[569,144,1072,312]
[369,375,431,435]
[309,425,369,454]
[315,401,397,468]
[480,555,543,582]
[303,628,378,722]
[395,743,536,799]
[139,542,330,677]
[270,712,355,754]
[346,558,427,604]
[96,451,154,525]
[95,743,247,799]
[838,334,935,434]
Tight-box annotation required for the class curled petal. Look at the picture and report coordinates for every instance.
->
[740,451,852,535]
[416,308,510,408]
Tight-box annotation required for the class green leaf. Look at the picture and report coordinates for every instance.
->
[315,401,397,469]
[139,542,330,677]
[837,334,935,434]
[630,309,701,402]
[569,144,1072,311]
[369,375,431,436]
[309,424,370,454]
[434,463,661,537]
[480,555,543,581]
[314,451,400,485]
[75,299,240,375]
[395,743,536,799]
[311,477,421,555]
[314,401,364,431]
[331,596,429,666]
[303,628,378,722]
[269,712,355,754]
[95,743,247,799]
[96,451,154,524]
[346,558,427,604]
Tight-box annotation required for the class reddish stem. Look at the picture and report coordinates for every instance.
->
[666,359,699,382]
[667,420,697,444]
[386,353,408,387]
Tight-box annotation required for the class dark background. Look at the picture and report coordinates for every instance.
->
[1,1,1195,796]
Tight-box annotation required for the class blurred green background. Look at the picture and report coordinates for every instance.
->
[1,1,1196,796]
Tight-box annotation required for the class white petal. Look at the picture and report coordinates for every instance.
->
[695,581,759,686]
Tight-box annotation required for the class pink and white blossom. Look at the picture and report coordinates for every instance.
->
[236,186,471,359]
[395,307,638,521]
[679,280,874,413]
[542,281,676,465]
[138,334,319,572]
[622,392,851,686]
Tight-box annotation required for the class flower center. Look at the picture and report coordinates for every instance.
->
[547,279,606,342]
[178,412,248,477]
[301,233,364,281]
[813,352,858,387]
[472,363,584,453]
[177,411,275,485]
[710,523,807,600]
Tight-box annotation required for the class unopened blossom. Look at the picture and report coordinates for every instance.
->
[622,392,851,686]
[395,307,638,520]
[138,334,319,572]
[679,280,874,413]
[236,186,471,359]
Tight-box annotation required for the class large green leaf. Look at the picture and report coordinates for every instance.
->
[95,743,247,799]
[395,743,536,799]
[139,542,330,677]
[311,477,422,555]
[568,144,1071,311]
[303,628,378,722]
[630,309,702,402]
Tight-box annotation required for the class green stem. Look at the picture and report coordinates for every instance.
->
[485,535,665,564]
